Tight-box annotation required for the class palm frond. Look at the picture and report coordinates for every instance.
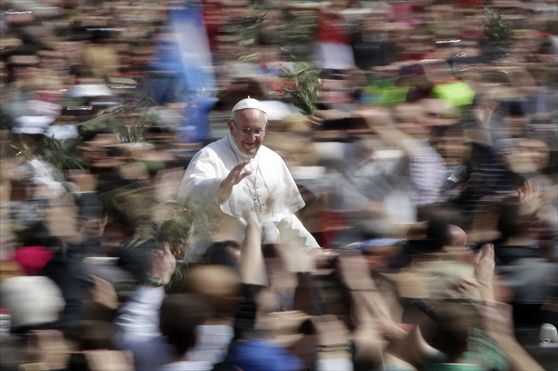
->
[222,12,267,62]
[78,93,159,143]
[282,62,321,115]
[484,8,513,44]
[101,183,157,229]
[39,137,88,170]
[154,201,195,247]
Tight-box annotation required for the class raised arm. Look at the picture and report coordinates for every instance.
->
[177,148,250,205]
[240,212,266,286]
[218,161,251,204]
[115,244,175,341]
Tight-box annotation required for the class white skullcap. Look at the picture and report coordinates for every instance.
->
[232,96,267,115]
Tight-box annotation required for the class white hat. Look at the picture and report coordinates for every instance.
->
[46,124,79,140]
[12,115,55,135]
[232,96,267,115]
[0,276,65,328]
[68,83,112,98]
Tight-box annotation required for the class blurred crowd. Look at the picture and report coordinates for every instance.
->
[1,0,557,370]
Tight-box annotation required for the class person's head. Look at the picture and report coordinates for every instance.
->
[181,265,241,320]
[499,138,550,175]
[200,240,241,268]
[430,124,471,166]
[227,97,268,157]
[65,320,116,350]
[497,196,531,240]
[159,293,211,358]
[76,192,107,243]
[7,55,39,83]
[0,275,65,332]
[414,206,462,253]
[430,301,482,362]
[448,225,468,247]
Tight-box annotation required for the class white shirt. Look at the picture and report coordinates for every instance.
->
[178,134,319,262]
[157,360,213,371]
[115,286,173,371]
[115,286,234,371]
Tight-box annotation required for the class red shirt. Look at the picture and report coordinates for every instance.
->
[317,10,350,45]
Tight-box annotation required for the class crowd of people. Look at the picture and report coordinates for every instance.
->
[1,0,557,370]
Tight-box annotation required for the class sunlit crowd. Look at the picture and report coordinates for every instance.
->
[1,1,557,370]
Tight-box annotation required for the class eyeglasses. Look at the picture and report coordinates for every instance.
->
[232,120,266,137]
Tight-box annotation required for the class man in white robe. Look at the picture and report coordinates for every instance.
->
[178,97,320,262]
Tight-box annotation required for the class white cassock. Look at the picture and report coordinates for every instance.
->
[178,134,320,262]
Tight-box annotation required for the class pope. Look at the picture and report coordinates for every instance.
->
[178,97,320,262]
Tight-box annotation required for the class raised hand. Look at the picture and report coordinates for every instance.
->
[518,180,546,217]
[218,161,251,203]
[337,254,378,291]
[147,243,176,286]
[85,350,134,371]
[475,243,495,302]
[28,330,70,370]
[240,208,265,285]
[91,275,118,310]
[243,208,262,229]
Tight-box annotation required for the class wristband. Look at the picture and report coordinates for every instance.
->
[144,276,163,287]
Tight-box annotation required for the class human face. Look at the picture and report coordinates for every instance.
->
[228,108,267,156]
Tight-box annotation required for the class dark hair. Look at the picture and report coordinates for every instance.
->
[65,320,116,350]
[262,243,279,259]
[425,216,451,252]
[116,238,161,283]
[497,196,528,239]
[0,336,31,371]
[430,301,482,362]
[159,294,211,357]
[180,266,241,320]
[416,206,460,253]
[200,240,241,268]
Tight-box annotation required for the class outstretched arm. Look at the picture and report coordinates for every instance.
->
[475,243,496,303]
[240,212,266,286]
[116,244,176,341]
[474,243,544,371]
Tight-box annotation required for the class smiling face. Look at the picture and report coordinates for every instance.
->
[227,108,267,156]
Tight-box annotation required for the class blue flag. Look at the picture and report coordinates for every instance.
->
[149,1,217,142]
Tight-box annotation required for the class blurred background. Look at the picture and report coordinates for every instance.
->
[0,0,557,370]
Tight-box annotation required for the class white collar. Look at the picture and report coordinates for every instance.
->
[226,133,257,162]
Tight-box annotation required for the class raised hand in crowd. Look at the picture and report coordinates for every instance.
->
[146,243,176,287]
[475,243,496,303]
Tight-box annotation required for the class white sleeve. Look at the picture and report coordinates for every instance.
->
[177,149,222,205]
[114,287,175,371]
[277,213,320,249]
[115,286,165,342]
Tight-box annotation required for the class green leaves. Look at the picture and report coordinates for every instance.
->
[484,8,513,44]
[79,94,158,143]
[154,202,195,248]
[282,62,321,115]
[40,136,88,170]
[222,12,267,62]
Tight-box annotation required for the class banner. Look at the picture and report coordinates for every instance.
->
[150,1,217,142]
